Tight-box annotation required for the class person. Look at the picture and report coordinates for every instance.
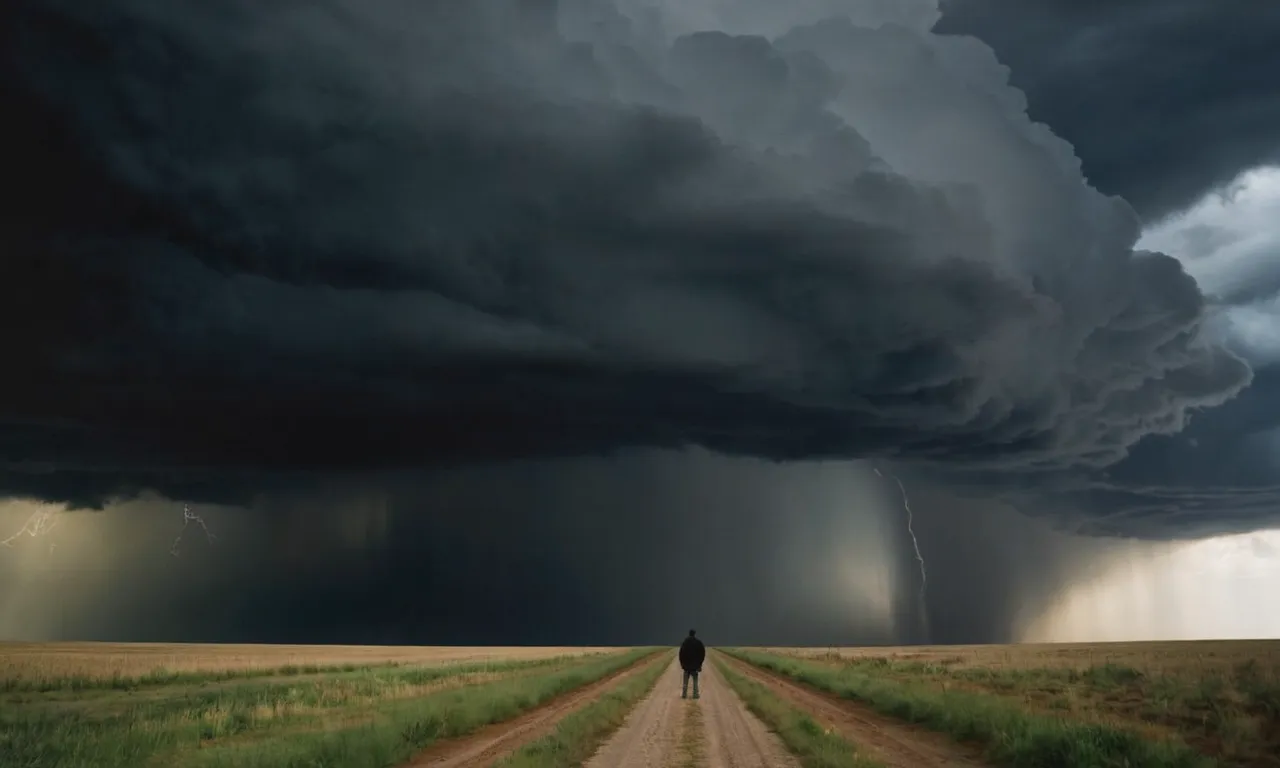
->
[678,628,705,699]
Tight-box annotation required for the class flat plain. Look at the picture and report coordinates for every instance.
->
[747,640,1280,767]
[3,639,1278,767]
[0,642,649,768]
[765,639,1280,675]
[0,641,617,688]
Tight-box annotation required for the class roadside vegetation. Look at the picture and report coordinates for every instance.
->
[1,647,660,768]
[726,648,1217,768]
[714,656,884,768]
[495,650,672,767]
[876,659,1277,767]
[761,644,1280,768]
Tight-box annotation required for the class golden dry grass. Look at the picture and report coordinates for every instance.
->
[0,641,618,684]
[765,639,1280,677]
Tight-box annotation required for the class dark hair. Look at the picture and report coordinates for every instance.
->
[689,629,696,636]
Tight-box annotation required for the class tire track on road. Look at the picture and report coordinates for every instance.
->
[405,651,663,767]
[698,657,799,767]
[717,651,989,768]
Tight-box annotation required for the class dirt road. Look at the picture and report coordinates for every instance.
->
[585,655,799,767]
[406,652,661,767]
[718,652,988,768]
[409,649,984,767]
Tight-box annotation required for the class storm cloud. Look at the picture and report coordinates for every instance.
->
[1,452,1154,646]
[0,0,1253,540]
[1,452,911,645]
[1040,168,1280,539]
[936,0,1280,222]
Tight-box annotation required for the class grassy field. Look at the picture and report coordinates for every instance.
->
[739,641,1280,768]
[0,643,657,768]
[766,640,1280,677]
[0,642,615,691]
[714,655,883,768]
[8,640,1276,768]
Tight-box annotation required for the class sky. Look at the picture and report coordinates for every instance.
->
[2,0,1280,646]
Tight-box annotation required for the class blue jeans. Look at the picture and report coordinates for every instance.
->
[681,669,700,698]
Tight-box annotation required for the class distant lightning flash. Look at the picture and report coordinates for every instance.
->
[873,467,929,635]
[0,507,61,553]
[4,503,218,557]
[171,503,216,557]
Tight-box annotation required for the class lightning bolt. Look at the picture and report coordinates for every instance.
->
[170,503,216,557]
[1,507,61,553]
[4,502,218,557]
[873,467,929,639]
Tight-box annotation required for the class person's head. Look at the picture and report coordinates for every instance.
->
[689,629,696,637]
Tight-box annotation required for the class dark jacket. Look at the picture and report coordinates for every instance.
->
[679,636,705,672]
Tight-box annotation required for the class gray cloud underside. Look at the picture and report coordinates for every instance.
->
[936,0,1280,222]
[909,363,1280,539]
[0,0,1259,535]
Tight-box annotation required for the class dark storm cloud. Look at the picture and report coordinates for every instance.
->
[0,0,1259,538]
[1,454,1161,646]
[1,452,906,645]
[936,0,1280,221]
[1022,363,1280,540]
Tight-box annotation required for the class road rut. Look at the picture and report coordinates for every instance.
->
[404,652,660,767]
[718,652,988,768]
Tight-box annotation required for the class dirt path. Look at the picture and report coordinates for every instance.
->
[405,653,661,767]
[585,655,799,768]
[718,652,988,768]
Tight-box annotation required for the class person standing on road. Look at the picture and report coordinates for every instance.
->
[679,628,705,699]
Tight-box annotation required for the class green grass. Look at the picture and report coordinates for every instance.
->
[494,651,673,767]
[5,654,585,720]
[725,649,1215,768]
[795,651,1280,766]
[677,684,704,768]
[714,656,883,768]
[1,648,662,768]
[1,661,411,694]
